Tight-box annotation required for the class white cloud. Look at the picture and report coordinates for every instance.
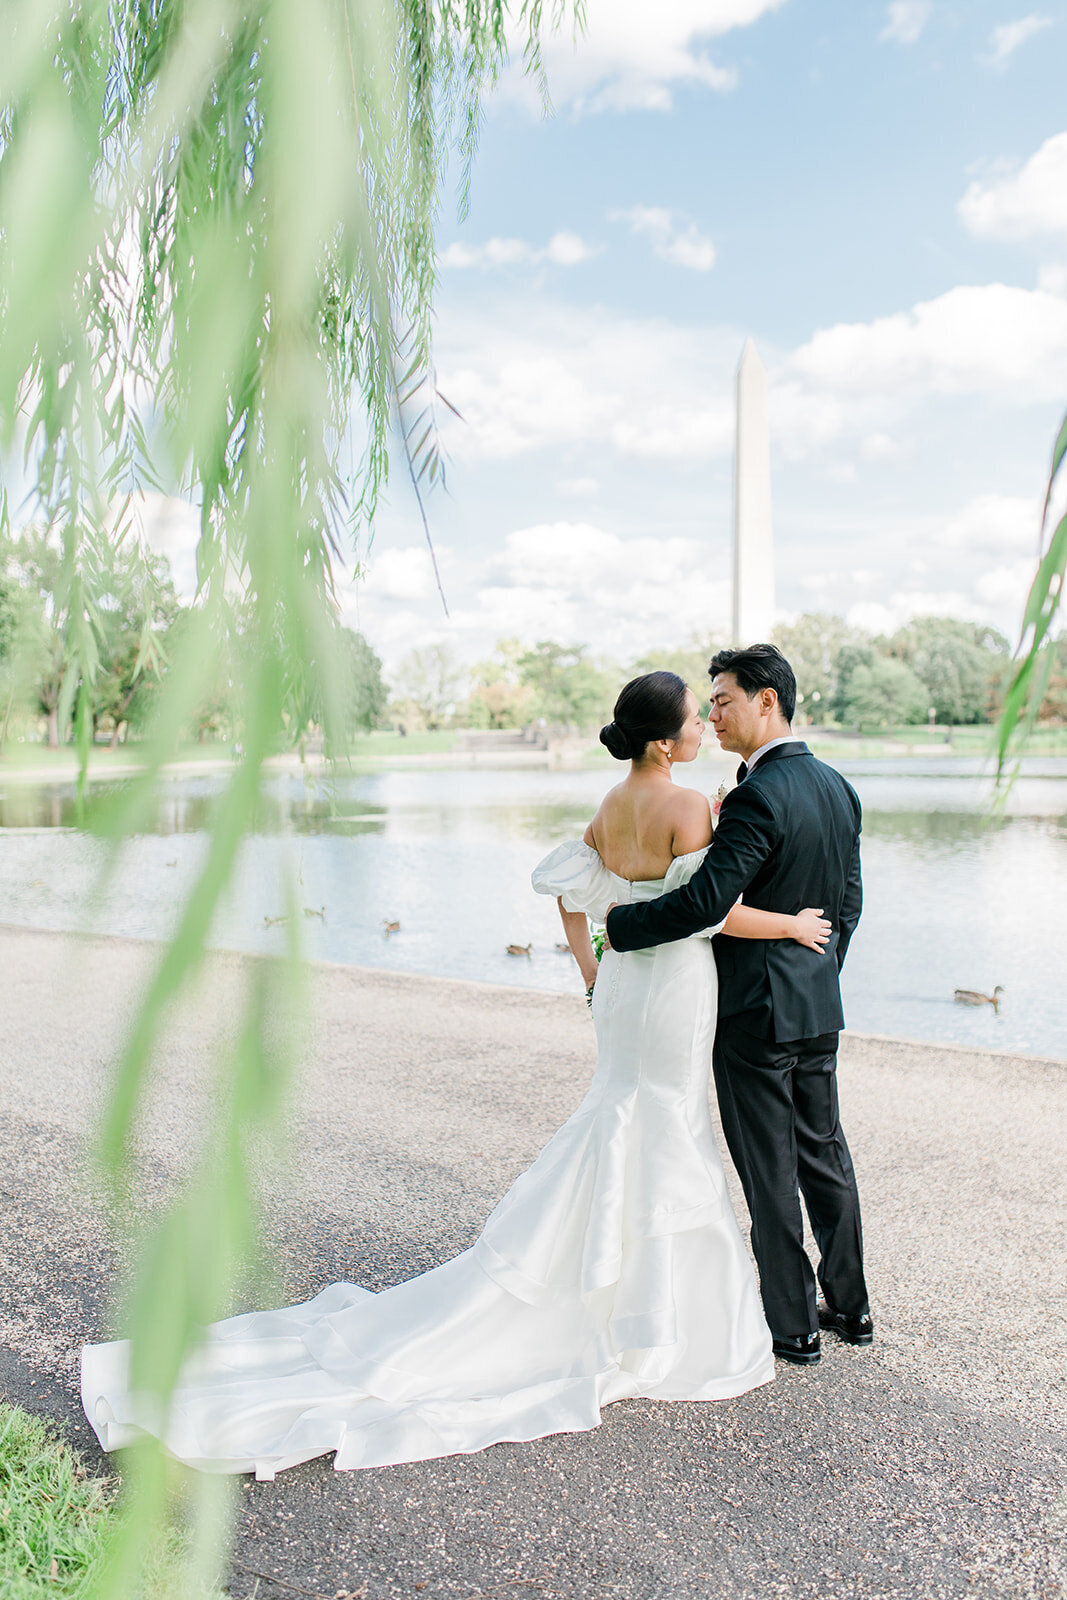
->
[1038,263,1067,294]
[860,431,910,462]
[984,13,1053,64]
[787,282,1067,404]
[432,271,1063,483]
[500,0,788,116]
[353,522,734,668]
[477,522,732,655]
[878,2,931,45]
[937,493,1040,557]
[435,300,737,463]
[958,131,1067,240]
[612,206,716,271]
[440,231,599,270]
[557,476,600,497]
[847,588,999,636]
[362,545,444,603]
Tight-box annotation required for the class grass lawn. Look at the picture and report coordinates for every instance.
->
[2,724,1065,780]
[0,1402,112,1597]
[0,1402,225,1598]
[345,728,458,758]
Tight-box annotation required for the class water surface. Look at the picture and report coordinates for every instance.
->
[1,756,1063,1060]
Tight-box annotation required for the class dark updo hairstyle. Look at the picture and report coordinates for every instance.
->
[599,671,690,762]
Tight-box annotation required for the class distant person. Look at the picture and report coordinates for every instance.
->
[606,644,871,1364]
[81,669,832,1475]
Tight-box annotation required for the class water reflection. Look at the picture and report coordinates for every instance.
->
[0,760,1064,1059]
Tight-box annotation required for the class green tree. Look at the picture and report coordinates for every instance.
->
[392,641,466,730]
[889,616,1009,725]
[465,638,534,729]
[772,613,862,723]
[0,563,21,749]
[831,640,878,724]
[334,628,387,740]
[93,546,182,747]
[518,640,613,728]
[840,656,929,728]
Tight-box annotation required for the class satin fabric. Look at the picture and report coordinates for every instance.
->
[81,843,773,1478]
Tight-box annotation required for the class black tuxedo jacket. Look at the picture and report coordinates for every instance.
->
[605,742,862,1043]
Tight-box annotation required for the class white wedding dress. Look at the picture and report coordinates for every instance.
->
[81,842,773,1478]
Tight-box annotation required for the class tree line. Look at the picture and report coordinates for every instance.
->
[0,529,387,752]
[4,525,1062,750]
[390,615,1067,735]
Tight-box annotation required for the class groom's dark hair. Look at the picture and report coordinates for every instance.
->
[709,643,796,723]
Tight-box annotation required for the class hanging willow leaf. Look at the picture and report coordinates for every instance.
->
[997,408,1067,779]
[2,2,582,1591]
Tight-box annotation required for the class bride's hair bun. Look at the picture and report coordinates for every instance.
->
[599,720,633,761]
[601,671,690,763]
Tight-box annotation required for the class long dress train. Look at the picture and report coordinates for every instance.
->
[81,843,773,1478]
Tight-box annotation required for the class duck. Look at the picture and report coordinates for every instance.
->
[555,942,571,953]
[303,905,326,921]
[953,986,1005,1013]
[383,919,401,936]
[506,943,532,957]
[263,913,290,928]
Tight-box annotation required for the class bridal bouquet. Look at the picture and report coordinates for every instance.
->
[587,925,607,1008]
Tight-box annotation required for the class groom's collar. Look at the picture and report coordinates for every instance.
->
[736,737,809,781]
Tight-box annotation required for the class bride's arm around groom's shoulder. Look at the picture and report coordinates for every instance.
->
[606,782,780,953]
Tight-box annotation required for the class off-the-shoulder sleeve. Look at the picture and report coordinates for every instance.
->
[663,847,731,937]
[531,841,618,922]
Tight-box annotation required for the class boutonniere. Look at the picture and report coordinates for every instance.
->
[711,781,728,824]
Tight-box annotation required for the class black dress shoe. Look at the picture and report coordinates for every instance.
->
[771,1331,821,1365]
[817,1303,874,1345]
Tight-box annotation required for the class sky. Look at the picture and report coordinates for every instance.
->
[157,0,1067,678]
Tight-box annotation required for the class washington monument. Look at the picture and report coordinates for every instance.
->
[732,339,776,643]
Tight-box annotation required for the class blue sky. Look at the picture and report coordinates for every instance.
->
[169,1,1067,677]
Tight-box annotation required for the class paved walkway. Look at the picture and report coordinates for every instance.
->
[0,925,1063,1599]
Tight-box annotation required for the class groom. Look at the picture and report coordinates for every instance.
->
[605,643,872,1365]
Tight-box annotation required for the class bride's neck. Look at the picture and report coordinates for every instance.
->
[631,752,673,780]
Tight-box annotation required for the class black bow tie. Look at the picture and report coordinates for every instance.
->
[736,761,748,783]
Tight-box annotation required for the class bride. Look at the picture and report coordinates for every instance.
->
[82,670,831,1478]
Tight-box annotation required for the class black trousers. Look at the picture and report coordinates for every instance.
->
[712,1017,869,1340]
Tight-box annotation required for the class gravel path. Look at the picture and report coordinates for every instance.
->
[0,923,1064,1600]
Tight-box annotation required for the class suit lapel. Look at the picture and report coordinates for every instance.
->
[746,741,810,776]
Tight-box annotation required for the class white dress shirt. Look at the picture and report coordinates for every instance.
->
[745,734,804,772]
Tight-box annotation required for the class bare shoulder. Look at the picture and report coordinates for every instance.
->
[669,785,713,855]
[584,781,626,849]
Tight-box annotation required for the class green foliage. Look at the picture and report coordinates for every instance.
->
[0,1400,228,1598]
[391,640,467,730]
[466,638,534,728]
[0,1402,111,1596]
[839,655,930,729]
[518,639,613,728]
[0,0,580,1589]
[888,616,1009,726]
[327,627,387,745]
[772,613,863,721]
[998,408,1067,774]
